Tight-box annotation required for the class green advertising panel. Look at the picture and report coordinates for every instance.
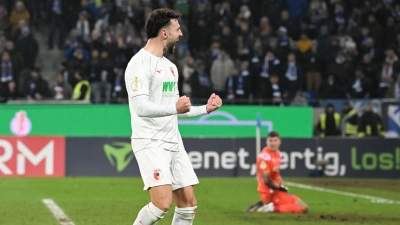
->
[0,105,312,137]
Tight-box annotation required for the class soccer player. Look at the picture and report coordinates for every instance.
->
[124,8,222,225]
[245,131,308,213]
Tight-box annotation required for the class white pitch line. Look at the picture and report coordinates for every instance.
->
[286,182,400,205]
[42,199,75,225]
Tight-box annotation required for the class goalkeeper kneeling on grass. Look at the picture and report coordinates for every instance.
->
[244,131,308,213]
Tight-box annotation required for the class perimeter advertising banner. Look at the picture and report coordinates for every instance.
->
[0,105,312,138]
[0,136,65,177]
[65,138,400,178]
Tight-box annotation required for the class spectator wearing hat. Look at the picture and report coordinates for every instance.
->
[317,103,341,137]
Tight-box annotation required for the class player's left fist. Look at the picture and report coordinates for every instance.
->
[206,93,222,113]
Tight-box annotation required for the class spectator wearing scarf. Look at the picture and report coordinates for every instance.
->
[1,52,13,84]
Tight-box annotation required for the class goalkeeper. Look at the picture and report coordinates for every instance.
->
[245,131,308,213]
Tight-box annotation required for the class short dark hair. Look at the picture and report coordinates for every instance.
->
[267,131,280,138]
[145,8,181,39]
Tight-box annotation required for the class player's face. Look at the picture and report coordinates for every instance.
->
[266,137,281,151]
[163,19,182,54]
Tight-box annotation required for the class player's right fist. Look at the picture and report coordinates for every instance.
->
[176,96,191,113]
[279,185,289,192]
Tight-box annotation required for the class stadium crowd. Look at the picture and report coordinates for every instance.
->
[1,0,400,104]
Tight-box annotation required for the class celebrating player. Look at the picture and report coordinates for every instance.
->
[124,8,222,225]
[245,131,308,213]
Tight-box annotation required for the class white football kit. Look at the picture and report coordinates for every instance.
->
[125,49,207,190]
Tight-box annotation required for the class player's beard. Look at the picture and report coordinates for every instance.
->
[164,39,176,54]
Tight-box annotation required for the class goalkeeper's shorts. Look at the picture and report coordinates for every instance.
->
[259,191,299,205]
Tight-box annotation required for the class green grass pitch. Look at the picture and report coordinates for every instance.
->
[0,177,399,225]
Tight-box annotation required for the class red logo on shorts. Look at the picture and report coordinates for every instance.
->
[153,169,163,181]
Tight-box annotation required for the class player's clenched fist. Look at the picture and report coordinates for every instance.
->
[176,96,191,113]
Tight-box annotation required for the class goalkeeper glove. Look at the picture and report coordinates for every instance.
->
[278,184,289,192]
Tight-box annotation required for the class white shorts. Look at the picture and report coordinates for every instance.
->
[134,147,199,191]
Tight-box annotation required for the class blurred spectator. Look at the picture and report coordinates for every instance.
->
[259,74,282,105]
[188,60,212,103]
[318,74,342,99]
[349,68,372,98]
[327,52,354,94]
[23,69,50,100]
[211,49,234,98]
[0,51,13,85]
[278,10,299,40]
[72,70,91,101]
[67,49,90,85]
[281,52,303,101]
[258,17,274,49]
[9,1,30,37]
[261,0,285,29]
[15,26,38,69]
[388,74,400,99]
[360,54,379,97]
[182,55,195,97]
[47,0,66,50]
[0,5,10,38]
[92,49,113,103]
[341,102,358,137]
[259,49,280,86]
[0,80,21,102]
[378,62,394,98]
[290,91,308,106]
[358,103,385,138]
[308,0,328,32]
[111,67,126,103]
[225,67,248,103]
[6,40,23,75]
[317,103,341,137]
[51,73,72,100]
[286,0,307,21]
[76,11,90,43]
[304,41,322,92]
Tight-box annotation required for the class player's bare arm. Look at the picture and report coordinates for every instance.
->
[261,170,281,190]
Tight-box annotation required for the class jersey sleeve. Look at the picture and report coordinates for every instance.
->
[257,152,272,173]
[177,105,208,118]
[125,63,150,98]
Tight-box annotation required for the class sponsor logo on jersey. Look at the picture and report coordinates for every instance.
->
[162,81,176,97]
[153,168,163,180]
[131,77,142,91]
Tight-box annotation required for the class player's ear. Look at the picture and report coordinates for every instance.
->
[161,28,168,40]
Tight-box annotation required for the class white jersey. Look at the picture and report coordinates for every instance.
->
[125,49,207,152]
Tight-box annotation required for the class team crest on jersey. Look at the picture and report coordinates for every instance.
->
[131,77,142,91]
[260,161,267,170]
[153,169,163,181]
[169,67,175,76]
